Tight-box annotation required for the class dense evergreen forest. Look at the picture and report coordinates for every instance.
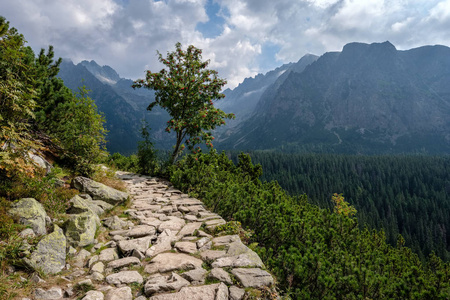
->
[234,152,450,261]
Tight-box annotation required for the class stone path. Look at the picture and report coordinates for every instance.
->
[30,172,275,300]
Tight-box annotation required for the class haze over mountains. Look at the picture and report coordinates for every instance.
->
[59,41,450,154]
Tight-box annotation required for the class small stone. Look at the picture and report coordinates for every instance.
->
[34,287,63,300]
[229,286,245,300]
[132,249,145,260]
[105,286,132,300]
[19,228,36,238]
[90,262,105,274]
[144,273,189,296]
[107,257,140,269]
[208,268,232,285]
[91,272,105,281]
[174,241,197,254]
[82,290,104,300]
[88,255,99,268]
[30,273,46,284]
[144,253,203,274]
[99,248,119,262]
[73,249,91,268]
[231,268,274,288]
[196,237,210,248]
[181,268,207,283]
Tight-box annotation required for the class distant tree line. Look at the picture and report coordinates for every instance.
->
[233,151,450,261]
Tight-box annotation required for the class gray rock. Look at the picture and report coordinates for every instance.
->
[110,225,156,238]
[174,241,197,254]
[144,273,189,296]
[103,216,127,230]
[92,200,114,211]
[118,235,152,254]
[216,283,229,300]
[212,253,264,268]
[212,235,240,247]
[98,248,119,261]
[196,237,210,248]
[148,283,225,300]
[200,250,227,262]
[82,290,104,300]
[132,249,145,260]
[208,268,232,285]
[64,211,100,247]
[73,249,91,267]
[231,268,274,288]
[34,287,63,299]
[180,268,207,283]
[91,271,105,281]
[144,253,203,274]
[90,261,105,274]
[229,286,245,300]
[105,270,143,285]
[72,176,128,205]
[134,296,147,300]
[24,225,66,274]
[8,198,47,235]
[105,287,132,300]
[30,273,46,284]
[158,216,185,233]
[87,255,99,268]
[177,222,202,237]
[107,256,140,269]
[67,194,104,216]
[19,228,36,238]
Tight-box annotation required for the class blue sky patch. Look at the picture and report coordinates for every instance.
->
[196,0,228,38]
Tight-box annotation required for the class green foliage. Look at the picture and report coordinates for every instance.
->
[332,193,357,217]
[107,152,138,172]
[133,42,234,163]
[170,151,450,299]
[244,151,450,261]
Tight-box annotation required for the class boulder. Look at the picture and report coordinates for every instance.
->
[64,211,100,247]
[106,257,140,269]
[67,194,104,216]
[72,176,128,205]
[98,248,119,262]
[8,198,47,236]
[24,225,66,274]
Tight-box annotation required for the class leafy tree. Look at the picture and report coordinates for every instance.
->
[133,42,234,163]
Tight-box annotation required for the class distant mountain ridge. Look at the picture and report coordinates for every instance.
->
[219,41,450,154]
[58,60,174,154]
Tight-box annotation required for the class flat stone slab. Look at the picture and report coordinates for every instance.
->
[174,241,197,254]
[177,222,202,237]
[110,225,156,238]
[200,250,227,262]
[106,270,143,286]
[144,273,189,296]
[148,283,228,300]
[118,235,153,254]
[231,268,274,288]
[144,253,203,274]
[212,235,240,246]
[158,216,185,233]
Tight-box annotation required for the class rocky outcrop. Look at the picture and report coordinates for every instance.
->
[72,176,128,205]
[8,198,48,236]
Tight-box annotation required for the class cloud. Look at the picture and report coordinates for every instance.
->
[2,0,450,89]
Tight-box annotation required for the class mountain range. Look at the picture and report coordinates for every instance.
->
[59,41,450,154]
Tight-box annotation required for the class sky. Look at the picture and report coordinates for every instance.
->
[2,0,450,89]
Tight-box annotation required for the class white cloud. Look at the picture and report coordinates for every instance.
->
[2,0,450,89]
